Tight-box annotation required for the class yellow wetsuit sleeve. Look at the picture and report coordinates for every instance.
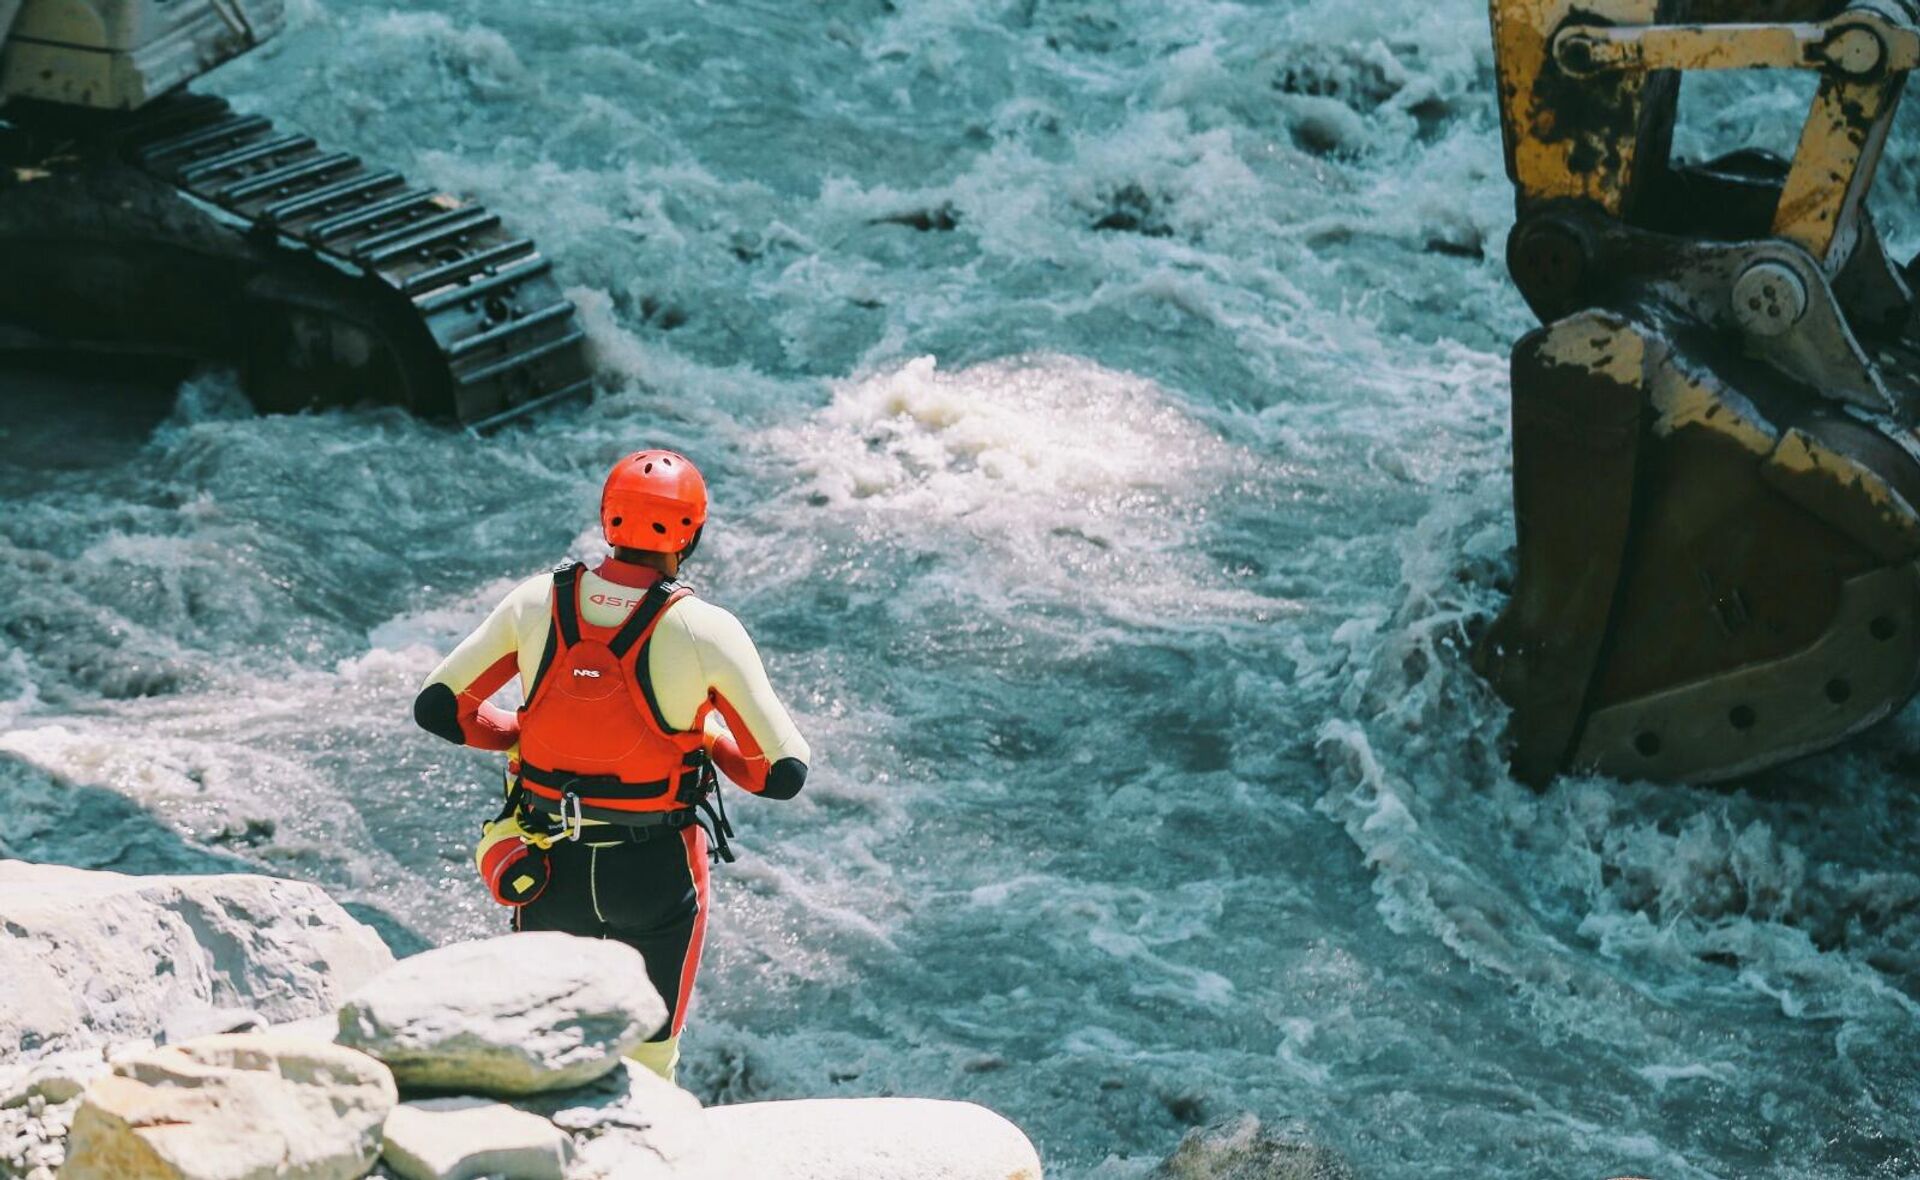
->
[650,597,811,795]
[414,574,547,750]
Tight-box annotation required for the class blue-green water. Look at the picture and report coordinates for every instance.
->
[3,2,1920,1175]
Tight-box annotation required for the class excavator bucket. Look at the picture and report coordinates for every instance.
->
[1481,0,1920,782]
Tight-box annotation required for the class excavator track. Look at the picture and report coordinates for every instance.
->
[0,91,593,429]
[124,93,592,428]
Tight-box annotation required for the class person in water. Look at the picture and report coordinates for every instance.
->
[412,449,811,1082]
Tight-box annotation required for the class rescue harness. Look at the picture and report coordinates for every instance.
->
[476,562,739,907]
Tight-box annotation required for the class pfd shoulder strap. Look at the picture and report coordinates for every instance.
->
[607,578,684,661]
[524,562,586,707]
[617,582,699,734]
[552,561,585,649]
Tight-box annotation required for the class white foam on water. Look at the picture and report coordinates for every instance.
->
[763,352,1280,653]
[785,354,1222,523]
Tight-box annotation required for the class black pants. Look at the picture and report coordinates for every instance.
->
[513,825,710,1041]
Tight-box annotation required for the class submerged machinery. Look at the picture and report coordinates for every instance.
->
[1482,0,1920,781]
[0,0,591,427]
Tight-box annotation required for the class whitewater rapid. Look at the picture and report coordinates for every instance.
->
[3,0,1919,1176]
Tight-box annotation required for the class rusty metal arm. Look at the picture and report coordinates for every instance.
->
[1550,4,1918,267]
[1773,70,1904,268]
[1552,14,1919,77]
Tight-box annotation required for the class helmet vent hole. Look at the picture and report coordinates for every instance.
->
[662,457,673,466]
[682,517,691,525]
[652,522,667,534]
[644,463,654,474]
[610,516,623,527]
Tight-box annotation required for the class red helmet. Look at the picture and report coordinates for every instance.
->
[601,449,708,553]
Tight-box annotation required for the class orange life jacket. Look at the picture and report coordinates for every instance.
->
[514,563,711,822]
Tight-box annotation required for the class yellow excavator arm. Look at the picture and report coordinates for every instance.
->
[1480,0,1920,782]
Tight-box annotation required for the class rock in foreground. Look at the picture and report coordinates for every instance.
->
[337,932,666,1096]
[703,1097,1044,1180]
[59,1033,396,1180]
[381,1096,572,1180]
[0,860,394,1062]
[2,864,1050,1180]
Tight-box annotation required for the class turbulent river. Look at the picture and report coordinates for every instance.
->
[6,0,1920,1176]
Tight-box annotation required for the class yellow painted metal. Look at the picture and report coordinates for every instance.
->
[1648,356,1780,456]
[0,0,122,108]
[10,0,108,44]
[1492,0,1667,214]
[1535,304,1653,385]
[1774,72,1905,264]
[1495,0,1920,270]
[1556,23,1827,72]
[0,38,130,107]
[1766,428,1920,559]
[1,1,274,110]
[1553,19,1920,75]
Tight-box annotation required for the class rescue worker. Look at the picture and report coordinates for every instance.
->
[412,449,810,1082]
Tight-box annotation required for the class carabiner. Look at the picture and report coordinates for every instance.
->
[561,791,584,842]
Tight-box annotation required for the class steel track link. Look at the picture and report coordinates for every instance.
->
[124,92,593,430]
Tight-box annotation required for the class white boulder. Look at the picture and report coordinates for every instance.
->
[0,861,394,1062]
[381,1097,573,1180]
[336,931,666,1095]
[701,1097,1044,1180]
[57,1033,396,1180]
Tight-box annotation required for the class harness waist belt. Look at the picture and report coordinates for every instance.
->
[517,760,688,802]
[522,809,702,844]
[522,798,698,830]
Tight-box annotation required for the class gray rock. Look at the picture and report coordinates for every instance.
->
[380,1096,572,1180]
[1153,1114,1357,1180]
[0,861,393,1063]
[336,932,666,1096]
[58,1032,397,1180]
[700,1097,1045,1180]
